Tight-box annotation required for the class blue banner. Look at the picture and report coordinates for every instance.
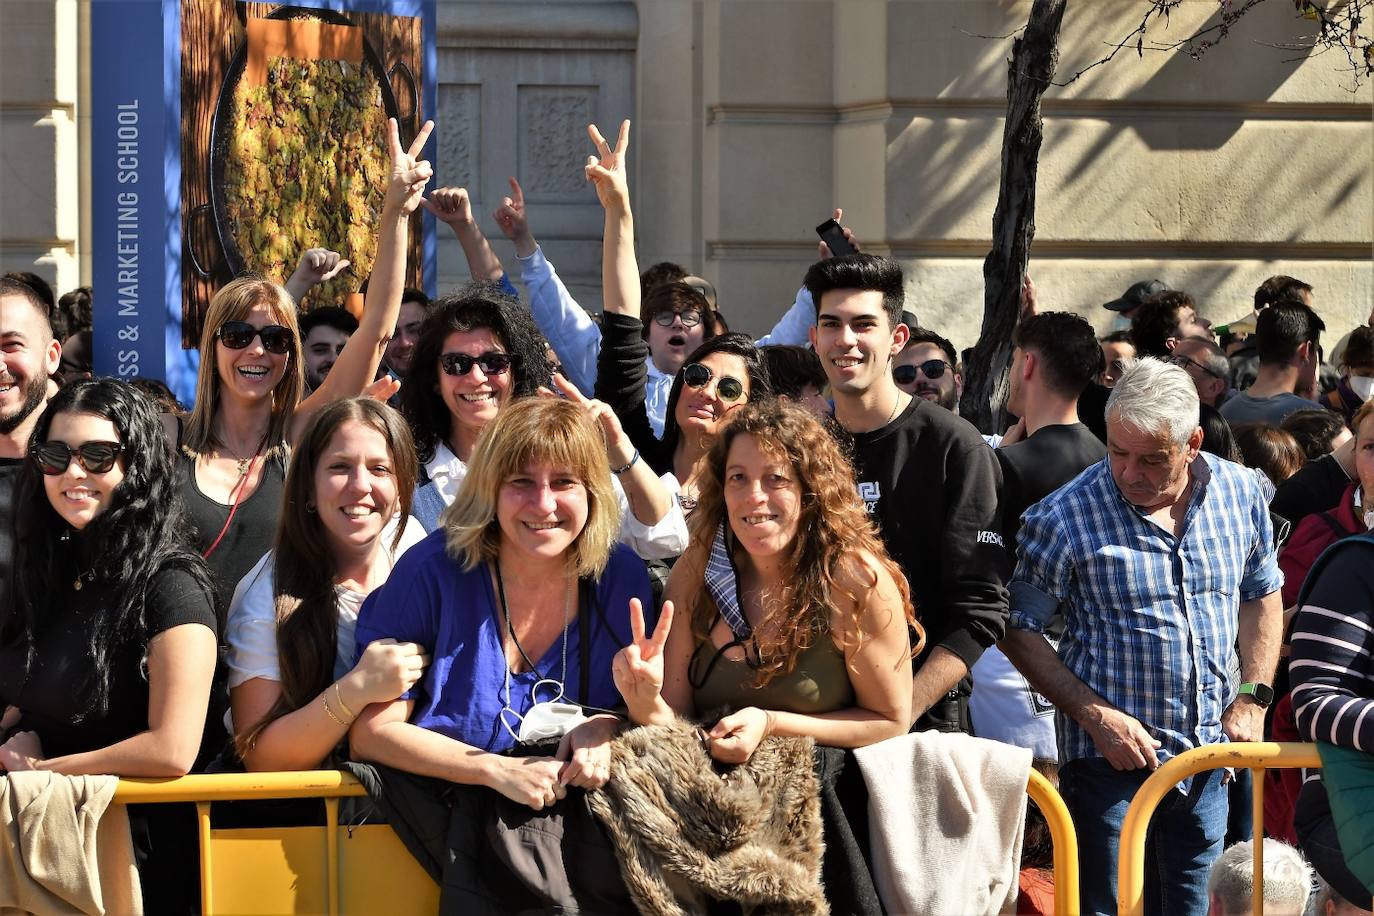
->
[91,0,175,383]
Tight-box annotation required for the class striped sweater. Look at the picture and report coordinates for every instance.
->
[1290,535,1374,752]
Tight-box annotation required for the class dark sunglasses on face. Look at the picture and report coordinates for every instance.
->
[218,320,294,355]
[31,440,124,476]
[440,351,513,377]
[651,308,704,328]
[682,362,745,402]
[892,359,953,385]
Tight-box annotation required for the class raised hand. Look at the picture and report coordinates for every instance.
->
[817,207,861,260]
[611,597,673,712]
[538,373,632,466]
[420,186,475,227]
[584,120,631,213]
[493,176,532,247]
[290,248,351,287]
[1019,274,1039,323]
[384,117,435,216]
[360,374,401,403]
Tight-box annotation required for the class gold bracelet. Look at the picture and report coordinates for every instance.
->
[333,683,357,720]
[322,692,350,728]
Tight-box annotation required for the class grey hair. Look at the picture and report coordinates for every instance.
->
[1207,839,1312,916]
[1106,356,1201,447]
[1185,339,1231,381]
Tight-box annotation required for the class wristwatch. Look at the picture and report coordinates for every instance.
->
[1238,682,1275,708]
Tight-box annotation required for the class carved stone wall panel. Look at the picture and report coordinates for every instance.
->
[517,86,598,201]
[437,83,480,191]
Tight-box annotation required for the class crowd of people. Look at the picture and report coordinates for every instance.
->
[0,114,1370,916]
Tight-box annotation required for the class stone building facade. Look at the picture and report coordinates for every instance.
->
[3,0,1370,352]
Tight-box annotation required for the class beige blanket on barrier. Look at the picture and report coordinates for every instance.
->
[854,730,1032,916]
[0,772,141,915]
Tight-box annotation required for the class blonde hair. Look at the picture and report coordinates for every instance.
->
[183,276,304,462]
[440,398,620,579]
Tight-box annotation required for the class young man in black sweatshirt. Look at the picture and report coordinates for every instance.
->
[805,254,1008,732]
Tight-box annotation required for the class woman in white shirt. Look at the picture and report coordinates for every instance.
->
[226,398,428,771]
[399,285,688,559]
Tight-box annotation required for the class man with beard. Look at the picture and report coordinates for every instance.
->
[381,287,430,380]
[0,278,62,608]
[806,254,1007,732]
[299,306,359,392]
[893,327,960,410]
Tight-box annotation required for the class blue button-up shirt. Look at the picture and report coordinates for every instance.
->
[1008,453,1282,766]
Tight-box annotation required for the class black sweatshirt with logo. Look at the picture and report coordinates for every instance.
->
[844,397,1008,673]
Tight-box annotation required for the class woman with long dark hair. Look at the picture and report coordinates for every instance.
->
[0,378,216,775]
[226,398,428,771]
[586,122,772,513]
[400,284,686,558]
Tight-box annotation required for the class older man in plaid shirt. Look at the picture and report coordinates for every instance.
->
[1003,357,1283,916]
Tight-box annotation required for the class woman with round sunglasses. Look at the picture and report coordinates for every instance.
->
[585,121,772,513]
[225,398,428,771]
[400,284,686,558]
[350,397,653,809]
[167,118,434,621]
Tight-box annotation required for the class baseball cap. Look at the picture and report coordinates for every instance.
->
[1103,279,1169,312]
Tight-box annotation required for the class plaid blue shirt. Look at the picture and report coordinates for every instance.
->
[1008,453,1283,765]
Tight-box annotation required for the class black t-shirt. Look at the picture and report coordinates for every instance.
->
[0,457,24,614]
[1075,383,1110,444]
[0,565,216,759]
[846,398,1008,672]
[996,422,1106,566]
[1271,453,1351,529]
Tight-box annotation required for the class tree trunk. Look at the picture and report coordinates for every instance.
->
[960,0,1067,434]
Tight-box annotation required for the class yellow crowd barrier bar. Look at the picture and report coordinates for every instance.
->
[1117,742,1322,916]
[115,769,1080,915]
[1026,767,1080,916]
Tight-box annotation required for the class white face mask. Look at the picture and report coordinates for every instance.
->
[1348,375,1374,401]
[500,677,587,745]
[1109,314,1133,334]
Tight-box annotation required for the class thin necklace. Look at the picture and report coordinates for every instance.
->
[884,390,906,427]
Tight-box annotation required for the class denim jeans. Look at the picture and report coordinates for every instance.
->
[1060,756,1228,916]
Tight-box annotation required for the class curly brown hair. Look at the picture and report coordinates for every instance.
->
[685,400,922,686]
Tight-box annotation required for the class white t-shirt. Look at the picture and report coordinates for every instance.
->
[968,644,1058,762]
[225,515,427,691]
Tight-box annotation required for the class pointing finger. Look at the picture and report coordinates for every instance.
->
[613,119,630,157]
[386,117,402,159]
[587,123,611,159]
[650,600,674,651]
[508,176,524,205]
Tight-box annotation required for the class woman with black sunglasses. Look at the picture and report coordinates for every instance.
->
[399,284,686,558]
[167,118,433,622]
[0,378,217,910]
[585,121,772,514]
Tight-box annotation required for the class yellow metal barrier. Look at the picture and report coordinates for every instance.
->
[1116,742,1322,916]
[1027,767,1081,916]
[115,768,1080,915]
[114,771,437,915]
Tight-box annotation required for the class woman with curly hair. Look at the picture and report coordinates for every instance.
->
[0,379,216,776]
[401,283,685,559]
[613,399,920,761]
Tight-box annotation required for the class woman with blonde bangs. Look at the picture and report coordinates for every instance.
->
[167,118,435,620]
[614,399,920,763]
[349,397,652,811]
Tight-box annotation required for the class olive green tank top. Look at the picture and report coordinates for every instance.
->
[689,636,855,719]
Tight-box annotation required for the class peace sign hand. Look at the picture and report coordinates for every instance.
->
[537,372,633,465]
[384,117,435,216]
[612,598,674,712]
[584,120,631,213]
